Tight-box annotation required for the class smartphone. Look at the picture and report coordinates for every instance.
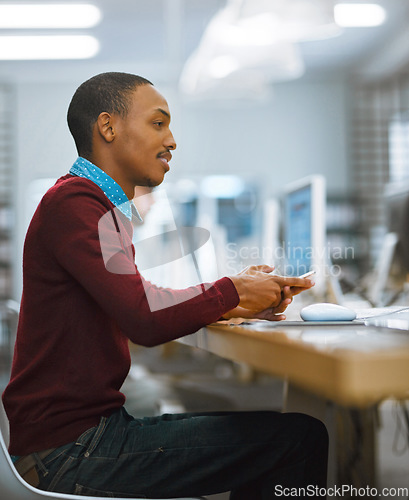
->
[298,271,316,279]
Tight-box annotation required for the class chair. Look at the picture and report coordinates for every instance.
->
[0,400,204,500]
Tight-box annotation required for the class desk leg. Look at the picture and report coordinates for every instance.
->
[283,382,377,491]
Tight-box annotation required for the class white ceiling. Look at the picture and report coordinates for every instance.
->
[0,0,409,84]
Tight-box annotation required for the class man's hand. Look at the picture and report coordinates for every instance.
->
[227,265,314,318]
[223,285,294,321]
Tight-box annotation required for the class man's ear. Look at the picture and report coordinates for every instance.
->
[96,112,116,143]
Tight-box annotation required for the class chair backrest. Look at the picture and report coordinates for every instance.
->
[0,400,204,500]
[0,398,49,500]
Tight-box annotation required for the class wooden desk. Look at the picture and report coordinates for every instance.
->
[179,321,409,408]
[178,320,409,488]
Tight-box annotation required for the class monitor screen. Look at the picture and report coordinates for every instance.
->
[283,175,326,291]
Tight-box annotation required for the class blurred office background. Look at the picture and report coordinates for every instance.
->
[0,0,409,301]
[1,0,409,495]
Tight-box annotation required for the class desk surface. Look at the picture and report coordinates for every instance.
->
[178,320,409,408]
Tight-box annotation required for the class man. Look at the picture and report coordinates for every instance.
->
[3,72,328,498]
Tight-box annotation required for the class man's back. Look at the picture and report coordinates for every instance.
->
[3,175,131,455]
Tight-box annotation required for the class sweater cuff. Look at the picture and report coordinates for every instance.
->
[214,276,240,312]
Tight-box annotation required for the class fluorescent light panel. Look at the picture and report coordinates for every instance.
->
[0,3,102,29]
[0,35,100,60]
[334,3,386,27]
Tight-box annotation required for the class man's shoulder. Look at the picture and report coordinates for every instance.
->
[42,174,111,207]
[34,175,115,227]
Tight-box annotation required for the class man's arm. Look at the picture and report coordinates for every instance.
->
[46,183,313,344]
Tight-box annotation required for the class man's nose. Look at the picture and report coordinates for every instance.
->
[166,130,176,150]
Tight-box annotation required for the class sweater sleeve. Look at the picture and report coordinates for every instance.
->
[44,181,240,346]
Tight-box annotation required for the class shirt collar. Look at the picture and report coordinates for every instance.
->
[69,157,142,222]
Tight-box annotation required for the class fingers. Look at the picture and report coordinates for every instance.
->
[222,306,254,320]
[223,291,292,322]
[254,273,312,308]
[274,275,315,289]
[246,289,293,321]
[290,286,310,297]
[270,289,292,316]
[281,285,292,300]
[277,287,292,312]
[239,266,314,289]
[254,305,288,321]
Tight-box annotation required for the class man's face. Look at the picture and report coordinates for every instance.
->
[112,84,176,190]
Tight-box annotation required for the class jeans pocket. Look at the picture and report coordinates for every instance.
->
[74,483,146,498]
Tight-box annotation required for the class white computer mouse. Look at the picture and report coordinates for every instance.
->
[300,303,357,322]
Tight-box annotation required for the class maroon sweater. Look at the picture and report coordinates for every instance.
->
[2,175,239,455]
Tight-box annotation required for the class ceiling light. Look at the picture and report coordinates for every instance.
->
[0,3,102,29]
[334,3,386,27]
[0,36,100,60]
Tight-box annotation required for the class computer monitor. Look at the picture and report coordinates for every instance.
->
[199,175,256,243]
[282,175,327,296]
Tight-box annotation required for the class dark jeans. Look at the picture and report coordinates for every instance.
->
[36,407,328,499]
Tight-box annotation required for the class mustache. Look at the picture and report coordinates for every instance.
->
[157,149,172,161]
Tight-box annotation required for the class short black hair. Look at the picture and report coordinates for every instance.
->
[67,72,153,157]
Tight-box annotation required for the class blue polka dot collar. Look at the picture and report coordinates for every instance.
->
[69,157,142,222]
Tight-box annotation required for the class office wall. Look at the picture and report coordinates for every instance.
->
[176,78,350,197]
[11,76,351,299]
